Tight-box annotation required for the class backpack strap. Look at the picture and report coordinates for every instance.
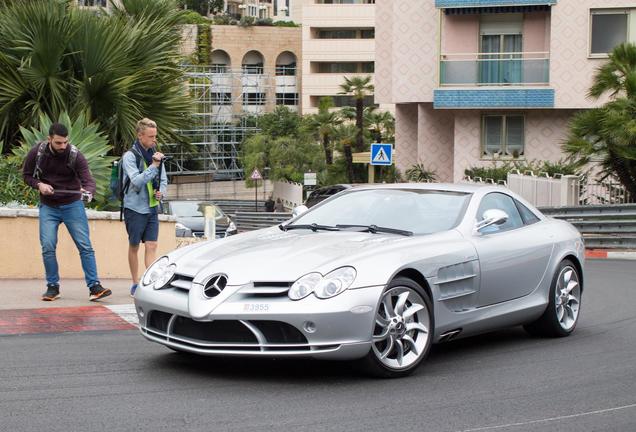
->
[67,144,79,173]
[33,141,48,180]
[33,142,80,180]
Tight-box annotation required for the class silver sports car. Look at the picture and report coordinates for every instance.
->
[135,183,585,377]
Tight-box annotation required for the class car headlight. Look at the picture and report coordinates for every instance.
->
[142,257,176,289]
[288,267,357,300]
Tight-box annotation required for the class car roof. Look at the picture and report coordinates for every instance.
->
[348,182,506,194]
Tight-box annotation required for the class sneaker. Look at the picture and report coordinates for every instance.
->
[42,284,60,301]
[89,283,112,301]
[130,283,138,298]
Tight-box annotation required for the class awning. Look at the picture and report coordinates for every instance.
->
[444,5,551,15]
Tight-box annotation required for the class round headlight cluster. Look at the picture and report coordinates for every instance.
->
[288,267,356,300]
[142,257,176,290]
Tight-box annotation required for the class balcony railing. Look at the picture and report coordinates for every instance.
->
[440,52,549,86]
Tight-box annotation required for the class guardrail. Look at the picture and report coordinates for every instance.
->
[540,204,636,249]
[234,212,293,233]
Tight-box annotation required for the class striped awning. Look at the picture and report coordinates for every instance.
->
[445,5,550,14]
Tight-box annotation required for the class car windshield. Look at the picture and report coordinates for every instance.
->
[169,202,224,218]
[292,189,471,235]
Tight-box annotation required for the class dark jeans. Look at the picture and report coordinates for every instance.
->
[39,201,99,288]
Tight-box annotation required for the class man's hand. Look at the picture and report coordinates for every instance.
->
[38,182,54,195]
[152,152,165,168]
[154,190,163,200]
[80,188,93,203]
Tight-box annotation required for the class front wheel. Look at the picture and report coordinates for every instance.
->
[524,259,582,338]
[361,277,434,378]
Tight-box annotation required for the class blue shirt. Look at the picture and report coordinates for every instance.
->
[122,150,168,214]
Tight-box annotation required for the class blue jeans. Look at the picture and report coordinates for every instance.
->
[39,201,100,288]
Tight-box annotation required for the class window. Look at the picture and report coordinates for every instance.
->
[243,93,266,105]
[276,93,299,106]
[590,10,632,55]
[315,62,374,73]
[514,200,540,225]
[476,193,524,233]
[212,93,232,106]
[315,28,375,39]
[482,114,524,158]
[315,0,375,4]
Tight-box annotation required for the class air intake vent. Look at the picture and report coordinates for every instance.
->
[203,274,228,298]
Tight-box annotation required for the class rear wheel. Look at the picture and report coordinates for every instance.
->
[524,259,582,337]
[361,277,433,378]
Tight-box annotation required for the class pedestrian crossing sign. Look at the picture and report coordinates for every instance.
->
[370,143,393,166]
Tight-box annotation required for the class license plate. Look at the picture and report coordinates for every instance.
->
[243,303,270,312]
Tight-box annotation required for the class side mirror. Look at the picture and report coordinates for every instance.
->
[292,205,309,218]
[475,209,508,232]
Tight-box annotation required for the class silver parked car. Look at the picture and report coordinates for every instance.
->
[135,184,584,377]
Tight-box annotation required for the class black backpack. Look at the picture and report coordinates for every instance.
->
[33,141,79,180]
[110,148,143,221]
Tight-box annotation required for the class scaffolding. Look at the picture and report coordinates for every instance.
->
[163,64,299,181]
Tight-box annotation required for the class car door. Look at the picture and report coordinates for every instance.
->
[471,192,554,307]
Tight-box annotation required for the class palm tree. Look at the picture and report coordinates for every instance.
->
[563,43,636,199]
[304,97,341,165]
[339,75,374,182]
[367,110,395,143]
[0,0,192,155]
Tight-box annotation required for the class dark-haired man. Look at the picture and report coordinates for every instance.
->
[23,123,111,302]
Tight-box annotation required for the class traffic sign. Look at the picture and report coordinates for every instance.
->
[370,143,393,166]
[250,168,262,180]
[304,172,317,186]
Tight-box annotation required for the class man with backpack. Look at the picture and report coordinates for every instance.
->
[121,118,168,297]
[22,123,112,302]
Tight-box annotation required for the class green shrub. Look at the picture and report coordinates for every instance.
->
[405,164,437,183]
[273,20,299,27]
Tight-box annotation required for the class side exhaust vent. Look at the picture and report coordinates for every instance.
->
[438,329,462,343]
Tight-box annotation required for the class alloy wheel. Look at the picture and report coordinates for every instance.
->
[555,265,581,331]
[371,286,431,370]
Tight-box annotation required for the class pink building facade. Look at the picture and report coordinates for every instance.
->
[375,0,636,182]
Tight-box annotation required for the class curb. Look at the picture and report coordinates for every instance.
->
[585,249,636,260]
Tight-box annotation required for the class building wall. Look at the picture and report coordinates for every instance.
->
[300,0,377,114]
[417,104,455,183]
[550,0,636,108]
[210,25,302,112]
[451,109,575,182]
[374,0,440,105]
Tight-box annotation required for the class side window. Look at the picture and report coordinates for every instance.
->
[477,192,524,232]
[515,199,540,225]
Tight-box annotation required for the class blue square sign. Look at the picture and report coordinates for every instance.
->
[370,143,393,166]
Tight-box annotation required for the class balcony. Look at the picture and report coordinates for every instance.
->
[440,52,549,86]
[436,0,556,7]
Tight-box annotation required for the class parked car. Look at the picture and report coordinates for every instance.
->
[304,184,352,208]
[164,200,237,238]
[136,184,584,377]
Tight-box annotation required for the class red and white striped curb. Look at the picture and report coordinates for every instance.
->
[585,249,636,260]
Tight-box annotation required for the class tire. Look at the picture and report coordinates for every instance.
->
[524,259,582,338]
[360,277,434,378]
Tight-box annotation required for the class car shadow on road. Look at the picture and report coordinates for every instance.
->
[146,326,546,382]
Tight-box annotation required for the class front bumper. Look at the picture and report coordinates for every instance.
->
[134,282,384,360]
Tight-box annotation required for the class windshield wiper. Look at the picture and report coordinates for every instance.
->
[336,224,413,236]
[280,223,340,232]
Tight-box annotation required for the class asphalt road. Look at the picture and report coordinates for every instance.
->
[1,260,635,432]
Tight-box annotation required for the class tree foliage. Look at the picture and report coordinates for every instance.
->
[0,0,192,155]
[563,43,636,198]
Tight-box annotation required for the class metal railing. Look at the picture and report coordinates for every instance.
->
[234,212,293,232]
[540,204,636,249]
[440,52,550,86]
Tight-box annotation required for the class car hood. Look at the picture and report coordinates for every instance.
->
[169,227,413,285]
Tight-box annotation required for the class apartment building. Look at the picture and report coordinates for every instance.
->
[375,0,632,182]
[300,0,378,114]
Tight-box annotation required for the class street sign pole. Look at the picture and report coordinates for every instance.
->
[250,168,263,212]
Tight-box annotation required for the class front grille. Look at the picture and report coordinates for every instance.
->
[240,281,292,297]
[148,310,172,332]
[142,311,314,352]
[173,317,257,343]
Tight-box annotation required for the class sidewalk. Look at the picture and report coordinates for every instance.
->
[0,279,133,310]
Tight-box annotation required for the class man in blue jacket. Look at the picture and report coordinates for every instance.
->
[122,118,168,297]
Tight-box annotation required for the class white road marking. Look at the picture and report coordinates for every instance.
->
[458,403,636,432]
[106,304,139,327]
